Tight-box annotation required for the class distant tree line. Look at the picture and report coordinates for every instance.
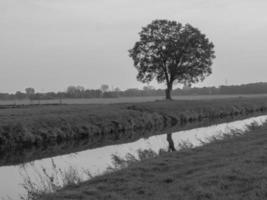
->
[1,82,267,101]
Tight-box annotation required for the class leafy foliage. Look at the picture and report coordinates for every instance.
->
[129,19,215,99]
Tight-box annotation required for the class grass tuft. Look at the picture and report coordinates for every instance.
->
[20,159,88,200]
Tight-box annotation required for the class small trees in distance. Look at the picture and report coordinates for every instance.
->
[66,86,85,98]
[15,91,26,100]
[100,84,109,93]
[114,87,121,92]
[129,19,216,100]
[25,88,35,96]
[143,85,155,91]
[25,87,35,102]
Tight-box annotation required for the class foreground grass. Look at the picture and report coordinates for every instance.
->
[42,124,267,200]
[1,97,267,149]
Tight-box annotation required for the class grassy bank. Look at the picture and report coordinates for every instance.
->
[1,97,267,149]
[42,123,267,200]
[0,114,256,167]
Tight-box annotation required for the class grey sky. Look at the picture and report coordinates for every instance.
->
[1,0,267,92]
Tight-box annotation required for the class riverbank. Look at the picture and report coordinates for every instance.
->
[42,121,267,200]
[0,113,261,167]
[1,97,267,150]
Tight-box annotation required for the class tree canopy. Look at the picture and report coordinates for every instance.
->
[129,19,215,99]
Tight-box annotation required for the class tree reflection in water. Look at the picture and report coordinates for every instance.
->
[166,132,176,152]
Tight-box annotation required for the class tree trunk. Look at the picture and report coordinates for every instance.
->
[165,83,173,100]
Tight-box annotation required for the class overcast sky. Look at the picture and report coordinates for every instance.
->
[1,0,267,92]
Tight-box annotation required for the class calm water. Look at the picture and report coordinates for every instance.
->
[1,115,267,199]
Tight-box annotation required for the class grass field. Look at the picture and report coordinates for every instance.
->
[42,122,267,200]
[1,97,267,150]
[2,94,267,105]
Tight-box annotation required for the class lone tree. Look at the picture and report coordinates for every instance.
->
[129,20,215,100]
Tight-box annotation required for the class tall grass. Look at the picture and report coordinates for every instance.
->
[21,149,160,200]
[108,149,159,171]
[20,159,92,200]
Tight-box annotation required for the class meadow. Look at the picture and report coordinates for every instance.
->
[2,94,267,105]
[1,96,267,150]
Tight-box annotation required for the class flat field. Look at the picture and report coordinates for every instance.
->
[2,94,267,105]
